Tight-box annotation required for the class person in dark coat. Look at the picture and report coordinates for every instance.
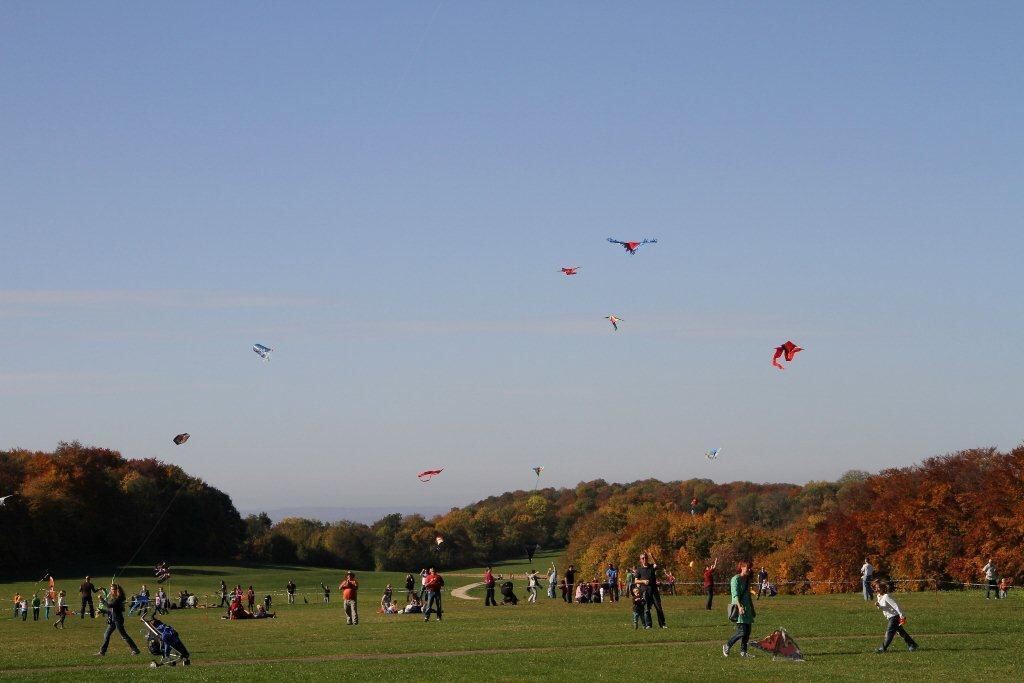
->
[95,584,140,656]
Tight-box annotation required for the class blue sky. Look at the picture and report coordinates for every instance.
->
[2,2,1021,512]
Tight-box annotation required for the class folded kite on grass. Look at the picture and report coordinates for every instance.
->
[751,628,805,661]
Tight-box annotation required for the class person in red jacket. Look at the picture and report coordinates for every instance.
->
[423,568,444,622]
[704,558,718,610]
[483,567,497,607]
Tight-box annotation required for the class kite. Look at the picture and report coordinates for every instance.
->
[560,267,581,276]
[253,343,273,361]
[173,433,190,446]
[154,561,172,584]
[532,466,544,489]
[0,494,15,507]
[771,341,803,370]
[607,238,657,254]
[418,469,443,482]
[435,535,445,547]
[605,315,622,331]
[706,448,721,461]
[690,497,699,515]
[751,628,805,662]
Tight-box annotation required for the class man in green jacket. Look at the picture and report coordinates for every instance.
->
[723,560,756,658]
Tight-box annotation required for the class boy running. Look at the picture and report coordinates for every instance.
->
[871,579,918,653]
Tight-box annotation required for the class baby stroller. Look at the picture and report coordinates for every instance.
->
[141,612,191,667]
[500,581,519,605]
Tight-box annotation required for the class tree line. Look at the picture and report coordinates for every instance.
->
[3,443,1020,590]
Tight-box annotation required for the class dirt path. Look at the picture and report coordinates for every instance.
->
[450,582,483,600]
[0,632,984,675]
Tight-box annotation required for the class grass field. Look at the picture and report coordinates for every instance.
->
[1,551,1021,681]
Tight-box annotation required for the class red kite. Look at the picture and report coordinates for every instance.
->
[771,341,803,370]
[607,238,657,254]
[605,315,622,331]
[751,628,805,661]
[560,266,581,276]
[418,469,444,482]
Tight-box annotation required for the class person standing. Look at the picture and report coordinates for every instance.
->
[246,586,256,611]
[13,592,22,619]
[625,566,636,599]
[982,559,999,599]
[44,588,54,620]
[756,567,768,599]
[606,564,619,602]
[704,558,719,610]
[723,561,756,658]
[320,582,331,604]
[95,584,140,656]
[564,565,576,604]
[527,570,539,603]
[340,572,359,625]
[483,567,497,606]
[636,552,667,628]
[547,563,557,599]
[423,567,444,622]
[218,581,228,608]
[286,579,296,605]
[53,591,68,629]
[78,576,98,619]
[631,585,651,629]
[404,574,415,603]
[31,592,41,621]
[872,579,918,653]
[861,558,874,601]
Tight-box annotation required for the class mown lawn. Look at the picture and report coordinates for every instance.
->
[1,552,1020,681]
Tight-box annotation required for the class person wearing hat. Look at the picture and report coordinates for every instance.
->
[339,572,359,625]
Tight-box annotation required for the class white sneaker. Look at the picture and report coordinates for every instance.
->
[740,651,755,658]
[722,645,729,658]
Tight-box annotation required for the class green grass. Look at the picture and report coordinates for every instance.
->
[1,551,1021,681]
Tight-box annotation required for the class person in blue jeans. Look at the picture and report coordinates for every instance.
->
[422,568,444,622]
[861,558,874,601]
[605,564,619,602]
[631,585,650,629]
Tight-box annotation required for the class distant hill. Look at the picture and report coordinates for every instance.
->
[247,505,450,525]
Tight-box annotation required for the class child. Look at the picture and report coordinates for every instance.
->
[998,577,1009,599]
[631,585,650,629]
[20,598,28,621]
[54,590,68,629]
[872,580,918,653]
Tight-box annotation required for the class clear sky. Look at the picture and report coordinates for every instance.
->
[2,2,1021,513]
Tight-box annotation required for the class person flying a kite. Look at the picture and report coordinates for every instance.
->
[771,341,803,370]
[560,266,581,276]
[607,238,657,254]
[605,315,622,331]
[418,469,444,482]
[253,344,273,361]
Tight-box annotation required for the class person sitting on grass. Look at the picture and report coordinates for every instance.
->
[381,584,394,611]
[871,579,918,653]
[254,604,276,619]
[403,595,422,614]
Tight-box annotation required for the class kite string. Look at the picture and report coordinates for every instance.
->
[112,478,190,583]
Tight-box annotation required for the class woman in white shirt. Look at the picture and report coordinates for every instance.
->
[871,580,918,653]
